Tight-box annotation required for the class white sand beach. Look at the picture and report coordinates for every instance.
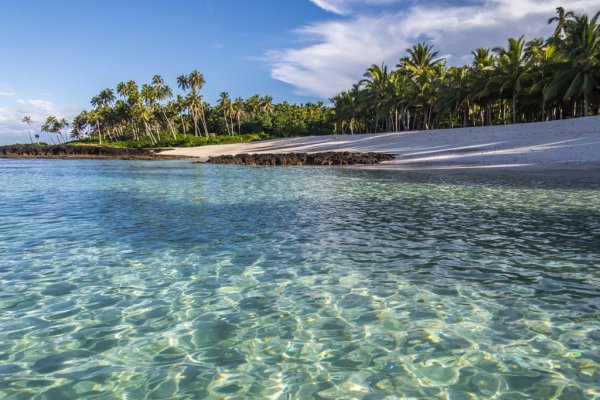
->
[161,116,600,180]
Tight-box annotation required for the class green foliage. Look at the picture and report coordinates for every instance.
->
[333,8,600,133]
[66,71,331,146]
[68,133,273,149]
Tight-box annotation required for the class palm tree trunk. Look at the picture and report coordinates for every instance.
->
[143,120,156,144]
[584,93,589,117]
[223,112,230,135]
[96,121,102,145]
[199,108,209,138]
[542,100,547,121]
[27,128,33,144]
[191,113,199,137]
[161,110,177,139]
[512,91,518,124]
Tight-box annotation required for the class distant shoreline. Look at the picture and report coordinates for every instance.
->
[0,144,185,160]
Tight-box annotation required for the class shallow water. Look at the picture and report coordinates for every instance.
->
[1,159,599,399]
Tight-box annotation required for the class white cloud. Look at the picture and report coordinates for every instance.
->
[268,0,600,98]
[0,99,81,145]
[0,91,16,98]
[310,0,406,15]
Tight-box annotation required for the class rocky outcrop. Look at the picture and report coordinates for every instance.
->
[0,144,180,159]
[207,152,395,166]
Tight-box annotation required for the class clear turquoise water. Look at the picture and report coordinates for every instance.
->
[1,159,599,399]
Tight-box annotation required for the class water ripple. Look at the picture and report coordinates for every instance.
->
[0,159,599,399]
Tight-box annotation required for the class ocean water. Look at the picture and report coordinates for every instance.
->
[0,159,599,399]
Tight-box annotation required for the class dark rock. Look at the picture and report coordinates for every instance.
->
[0,144,180,159]
[207,152,394,166]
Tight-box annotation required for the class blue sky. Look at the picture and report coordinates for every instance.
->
[1,0,598,144]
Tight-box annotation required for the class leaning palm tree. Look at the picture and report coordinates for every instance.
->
[151,75,177,138]
[21,116,33,143]
[71,111,90,139]
[187,70,210,137]
[178,74,202,137]
[41,116,60,144]
[58,118,69,143]
[90,89,115,144]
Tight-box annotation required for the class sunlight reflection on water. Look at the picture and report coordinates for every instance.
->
[0,159,599,399]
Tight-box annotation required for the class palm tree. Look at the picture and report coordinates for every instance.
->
[260,96,274,115]
[217,92,233,135]
[41,116,61,144]
[178,74,205,137]
[188,70,209,137]
[470,48,497,125]
[140,84,161,141]
[526,38,560,120]
[233,97,244,135]
[397,43,445,76]
[548,7,576,38]
[491,36,534,123]
[436,66,471,127]
[116,80,142,140]
[71,111,90,139]
[22,116,33,143]
[151,75,177,138]
[389,72,411,131]
[547,12,600,116]
[177,74,190,93]
[90,89,116,144]
[397,43,446,129]
[360,63,394,132]
[245,95,261,118]
[58,118,69,142]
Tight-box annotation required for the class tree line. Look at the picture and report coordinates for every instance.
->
[23,8,599,146]
[30,71,331,146]
[331,8,600,133]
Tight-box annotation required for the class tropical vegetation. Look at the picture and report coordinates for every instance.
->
[33,8,599,146]
[62,70,332,147]
[331,8,600,133]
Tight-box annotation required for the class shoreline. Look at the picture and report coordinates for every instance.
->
[0,154,187,160]
[3,117,600,182]
[159,116,600,182]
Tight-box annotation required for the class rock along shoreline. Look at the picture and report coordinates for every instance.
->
[206,152,395,166]
[0,144,183,160]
